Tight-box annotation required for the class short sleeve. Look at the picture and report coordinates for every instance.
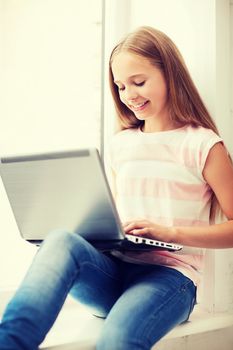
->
[198,129,223,178]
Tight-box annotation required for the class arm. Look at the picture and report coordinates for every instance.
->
[175,142,233,248]
[124,143,233,249]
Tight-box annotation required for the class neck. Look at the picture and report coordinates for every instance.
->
[142,119,181,133]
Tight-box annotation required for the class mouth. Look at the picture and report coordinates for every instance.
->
[128,100,149,112]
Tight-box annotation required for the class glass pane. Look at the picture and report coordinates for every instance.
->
[0,0,102,154]
[0,0,103,290]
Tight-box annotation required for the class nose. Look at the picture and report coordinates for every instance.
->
[123,86,138,102]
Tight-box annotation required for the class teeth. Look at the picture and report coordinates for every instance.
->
[131,101,147,108]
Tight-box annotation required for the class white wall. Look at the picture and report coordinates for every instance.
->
[216,0,232,155]
[231,0,233,142]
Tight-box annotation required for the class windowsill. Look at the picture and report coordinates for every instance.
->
[1,291,233,350]
[39,298,233,349]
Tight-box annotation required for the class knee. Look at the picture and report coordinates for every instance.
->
[35,230,77,264]
[97,326,123,350]
[96,326,145,350]
[42,229,93,259]
[40,229,85,255]
[42,229,74,248]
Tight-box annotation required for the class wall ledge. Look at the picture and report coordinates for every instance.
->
[1,290,233,349]
[40,301,233,350]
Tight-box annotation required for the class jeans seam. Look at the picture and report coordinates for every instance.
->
[140,279,195,346]
[185,283,197,321]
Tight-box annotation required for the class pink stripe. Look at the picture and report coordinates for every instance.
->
[114,144,202,168]
[120,178,211,201]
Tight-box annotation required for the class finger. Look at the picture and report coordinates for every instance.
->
[125,221,147,229]
[130,228,150,236]
[123,222,135,230]
[124,222,142,232]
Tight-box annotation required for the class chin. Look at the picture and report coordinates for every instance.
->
[134,112,146,120]
[135,117,145,122]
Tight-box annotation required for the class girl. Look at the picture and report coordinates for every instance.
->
[1,26,233,350]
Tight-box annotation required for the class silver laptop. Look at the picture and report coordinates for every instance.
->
[0,148,182,252]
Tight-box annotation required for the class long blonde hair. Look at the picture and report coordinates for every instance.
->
[109,26,224,222]
[109,26,219,134]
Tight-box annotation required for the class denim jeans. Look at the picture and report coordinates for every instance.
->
[0,230,196,350]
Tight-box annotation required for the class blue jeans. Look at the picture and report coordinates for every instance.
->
[0,230,196,350]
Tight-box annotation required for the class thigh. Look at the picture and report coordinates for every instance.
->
[43,230,123,318]
[97,265,196,350]
[69,247,123,318]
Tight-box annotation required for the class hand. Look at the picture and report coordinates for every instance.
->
[123,219,174,243]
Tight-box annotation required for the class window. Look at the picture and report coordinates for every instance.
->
[0,0,103,291]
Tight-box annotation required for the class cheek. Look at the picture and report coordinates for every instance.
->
[119,93,127,105]
[151,87,168,104]
[158,82,168,102]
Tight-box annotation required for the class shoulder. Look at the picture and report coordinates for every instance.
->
[184,125,223,156]
[185,125,221,142]
[203,140,233,220]
[177,125,223,178]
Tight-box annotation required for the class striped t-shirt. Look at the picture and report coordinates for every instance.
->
[108,125,222,285]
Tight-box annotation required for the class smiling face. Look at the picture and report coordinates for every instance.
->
[111,51,170,131]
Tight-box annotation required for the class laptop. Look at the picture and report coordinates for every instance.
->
[0,148,182,252]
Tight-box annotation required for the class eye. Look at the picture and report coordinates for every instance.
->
[134,81,145,87]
